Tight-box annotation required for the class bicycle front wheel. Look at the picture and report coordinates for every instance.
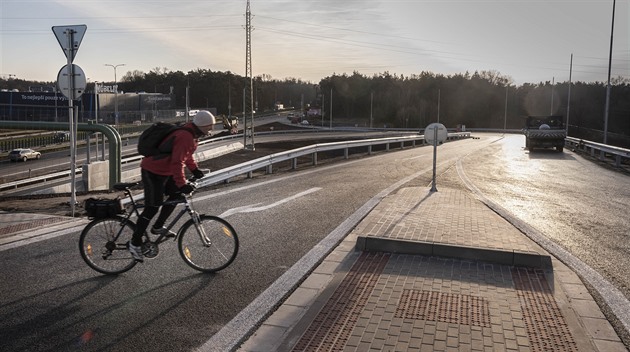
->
[79,217,137,275]
[178,215,239,272]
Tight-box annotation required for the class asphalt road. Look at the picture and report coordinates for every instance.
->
[455,134,630,309]
[1,133,628,351]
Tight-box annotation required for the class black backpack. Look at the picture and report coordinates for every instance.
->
[137,122,189,156]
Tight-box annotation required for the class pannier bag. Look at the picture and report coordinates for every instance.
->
[84,198,124,218]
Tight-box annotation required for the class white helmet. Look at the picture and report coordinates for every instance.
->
[193,110,216,127]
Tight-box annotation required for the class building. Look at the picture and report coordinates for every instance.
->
[0,90,176,124]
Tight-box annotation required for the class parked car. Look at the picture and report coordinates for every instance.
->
[9,148,41,162]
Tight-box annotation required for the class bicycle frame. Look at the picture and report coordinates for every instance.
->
[160,195,212,246]
[111,181,211,247]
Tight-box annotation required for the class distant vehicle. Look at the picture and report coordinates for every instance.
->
[53,131,69,143]
[523,115,566,152]
[223,115,239,134]
[9,148,41,162]
[300,120,310,125]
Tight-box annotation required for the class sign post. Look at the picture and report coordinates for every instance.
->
[424,123,447,192]
[52,25,87,216]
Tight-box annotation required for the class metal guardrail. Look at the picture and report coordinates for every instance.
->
[0,131,263,193]
[0,168,82,192]
[5,130,630,194]
[197,132,470,188]
[565,137,630,167]
[0,132,469,194]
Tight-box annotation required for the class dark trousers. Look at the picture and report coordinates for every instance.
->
[131,169,180,246]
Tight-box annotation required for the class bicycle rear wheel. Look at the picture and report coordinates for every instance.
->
[178,215,238,272]
[79,217,137,275]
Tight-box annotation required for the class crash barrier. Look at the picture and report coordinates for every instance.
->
[0,121,122,189]
[1,132,470,194]
[197,132,470,187]
[565,137,630,168]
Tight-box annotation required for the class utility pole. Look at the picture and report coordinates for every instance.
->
[370,91,373,128]
[321,91,325,127]
[244,0,255,150]
[567,54,573,136]
[228,79,232,118]
[603,0,616,145]
[504,86,508,135]
[329,88,333,129]
[550,77,555,115]
[437,89,441,123]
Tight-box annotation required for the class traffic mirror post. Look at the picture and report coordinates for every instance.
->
[425,123,447,193]
[431,127,438,192]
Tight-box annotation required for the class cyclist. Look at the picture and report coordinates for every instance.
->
[128,110,215,262]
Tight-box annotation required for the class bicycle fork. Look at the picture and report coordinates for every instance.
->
[191,212,212,247]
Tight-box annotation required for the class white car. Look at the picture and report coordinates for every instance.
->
[9,148,41,162]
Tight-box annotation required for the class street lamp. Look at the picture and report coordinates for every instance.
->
[105,63,125,125]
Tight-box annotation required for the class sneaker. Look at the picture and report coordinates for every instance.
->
[151,226,176,238]
[127,242,144,262]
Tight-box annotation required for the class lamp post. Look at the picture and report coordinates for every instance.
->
[105,63,125,125]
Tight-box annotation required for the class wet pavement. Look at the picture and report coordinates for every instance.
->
[1,187,627,352]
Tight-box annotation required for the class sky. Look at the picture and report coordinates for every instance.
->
[1,0,629,87]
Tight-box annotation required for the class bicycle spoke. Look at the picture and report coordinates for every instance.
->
[178,215,238,272]
[79,217,137,275]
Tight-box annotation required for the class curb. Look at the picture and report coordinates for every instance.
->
[356,235,553,269]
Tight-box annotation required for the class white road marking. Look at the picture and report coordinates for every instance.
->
[218,187,322,218]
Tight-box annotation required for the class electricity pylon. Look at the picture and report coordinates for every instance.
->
[244,0,255,150]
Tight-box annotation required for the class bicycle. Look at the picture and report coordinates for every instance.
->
[79,180,239,275]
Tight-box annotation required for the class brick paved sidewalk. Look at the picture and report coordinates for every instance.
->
[0,211,87,246]
[239,187,627,352]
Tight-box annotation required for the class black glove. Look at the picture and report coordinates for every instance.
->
[179,184,195,194]
[192,169,205,179]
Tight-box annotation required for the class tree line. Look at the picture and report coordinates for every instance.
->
[2,68,629,147]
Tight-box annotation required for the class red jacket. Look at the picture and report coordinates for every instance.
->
[140,122,200,188]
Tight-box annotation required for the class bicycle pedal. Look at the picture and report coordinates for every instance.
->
[142,242,159,258]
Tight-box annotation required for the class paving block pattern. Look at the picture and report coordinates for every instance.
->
[0,216,67,235]
[357,187,543,254]
[293,252,579,352]
[512,267,578,352]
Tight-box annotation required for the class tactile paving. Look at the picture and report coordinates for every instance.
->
[396,289,491,328]
[292,252,389,351]
[0,217,66,235]
[512,267,579,352]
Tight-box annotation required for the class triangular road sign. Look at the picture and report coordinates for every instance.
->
[52,25,87,63]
